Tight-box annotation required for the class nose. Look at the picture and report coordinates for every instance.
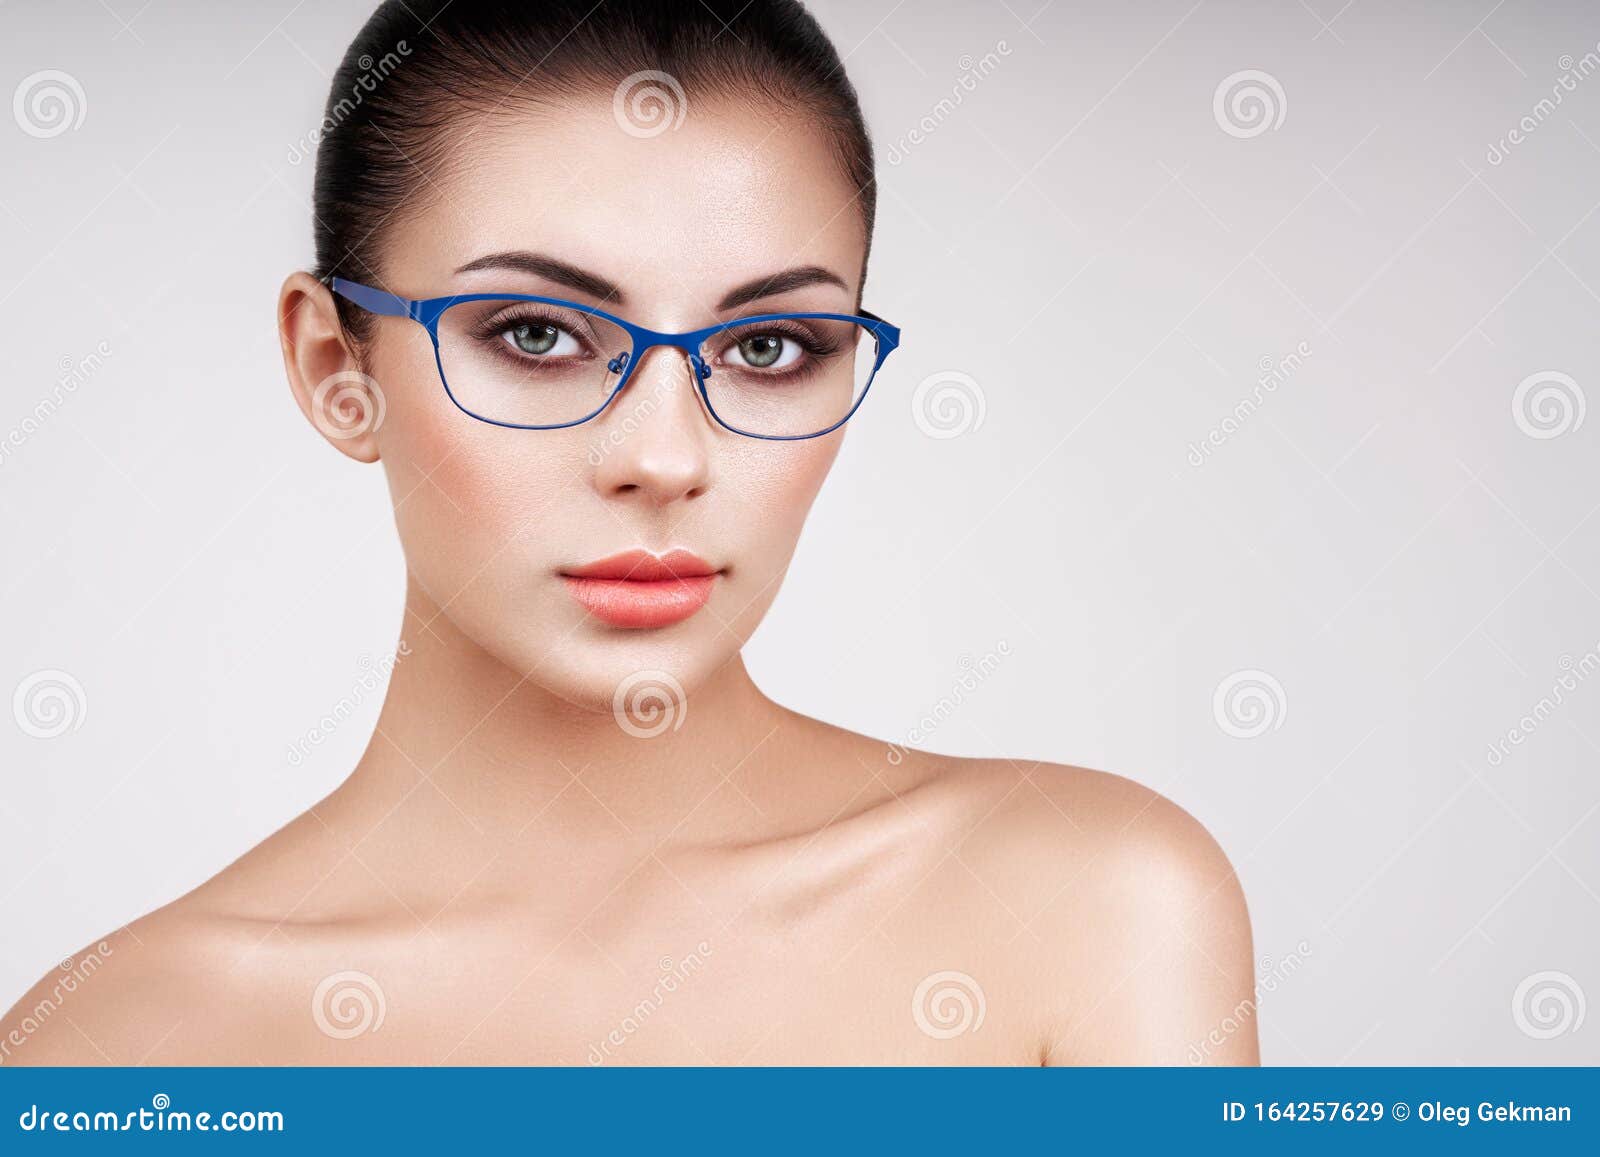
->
[590,344,713,505]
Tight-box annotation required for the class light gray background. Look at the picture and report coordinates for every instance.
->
[2,0,1597,1064]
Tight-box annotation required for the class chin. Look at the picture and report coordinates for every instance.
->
[491,616,746,719]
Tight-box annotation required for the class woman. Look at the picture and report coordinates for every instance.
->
[3,0,1256,1065]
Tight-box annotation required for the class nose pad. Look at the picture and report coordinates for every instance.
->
[607,350,631,375]
[590,344,713,503]
[690,353,712,382]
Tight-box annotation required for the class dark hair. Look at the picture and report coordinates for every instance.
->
[312,0,876,338]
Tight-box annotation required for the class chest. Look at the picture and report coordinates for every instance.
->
[283,880,1033,1064]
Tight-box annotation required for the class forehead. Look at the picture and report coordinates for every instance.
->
[382,93,868,315]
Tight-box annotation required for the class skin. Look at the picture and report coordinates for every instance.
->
[1,92,1257,1066]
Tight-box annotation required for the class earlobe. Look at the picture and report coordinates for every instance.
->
[277,272,384,464]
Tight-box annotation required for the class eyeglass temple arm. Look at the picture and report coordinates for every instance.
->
[329,277,415,319]
[857,308,902,353]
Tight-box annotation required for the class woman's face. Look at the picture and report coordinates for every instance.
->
[342,94,867,708]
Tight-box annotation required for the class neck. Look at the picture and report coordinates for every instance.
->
[334,576,787,847]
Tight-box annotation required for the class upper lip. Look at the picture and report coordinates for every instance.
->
[561,549,718,581]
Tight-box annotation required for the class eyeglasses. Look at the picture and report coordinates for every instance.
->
[329,278,901,441]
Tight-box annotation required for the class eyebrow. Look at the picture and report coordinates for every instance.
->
[715,265,850,312]
[454,251,624,304]
[453,251,850,314]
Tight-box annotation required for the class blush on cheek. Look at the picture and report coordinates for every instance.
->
[734,432,842,568]
[764,432,841,513]
[385,402,589,611]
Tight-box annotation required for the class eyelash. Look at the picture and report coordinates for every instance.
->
[716,323,839,364]
[472,310,594,348]
[468,310,841,376]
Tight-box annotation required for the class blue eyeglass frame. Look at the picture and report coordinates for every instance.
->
[329,277,902,441]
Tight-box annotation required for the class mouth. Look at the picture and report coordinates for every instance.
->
[560,549,721,629]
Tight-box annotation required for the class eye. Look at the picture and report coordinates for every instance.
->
[501,322,582,357]
[729,332,802,371]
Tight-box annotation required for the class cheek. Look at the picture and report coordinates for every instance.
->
[366,330,578,594]
[729,434,841,566]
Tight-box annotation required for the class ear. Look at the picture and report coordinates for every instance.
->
[278,272,384,463]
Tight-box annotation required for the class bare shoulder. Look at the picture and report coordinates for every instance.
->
[0,906,272,1065]
[882,752,1258,1065]
[0,811,376,1066]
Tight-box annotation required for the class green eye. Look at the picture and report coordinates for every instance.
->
[738,334,783,368]
[507,323,559,355]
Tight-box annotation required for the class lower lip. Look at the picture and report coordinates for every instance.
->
[562,575,718,628]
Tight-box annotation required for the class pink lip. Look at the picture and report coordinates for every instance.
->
[561,549,720,628]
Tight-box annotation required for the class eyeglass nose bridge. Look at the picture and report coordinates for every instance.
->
[607,333,715,404]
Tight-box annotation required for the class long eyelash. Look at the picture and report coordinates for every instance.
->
[726,322,841,360]
[469,309,584,344]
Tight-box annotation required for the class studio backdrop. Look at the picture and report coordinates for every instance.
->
[1,0,1597,1064]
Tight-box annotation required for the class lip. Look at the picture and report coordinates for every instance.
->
[561,549,720,628]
